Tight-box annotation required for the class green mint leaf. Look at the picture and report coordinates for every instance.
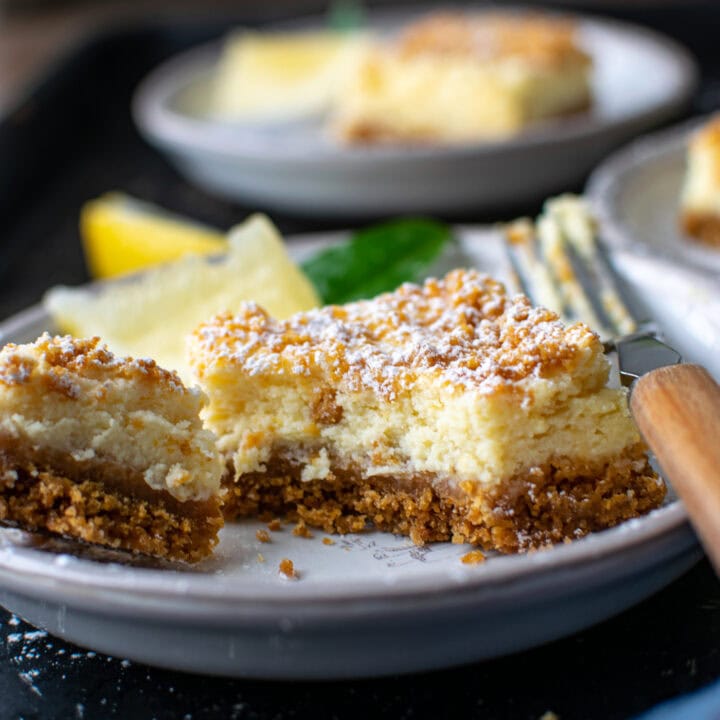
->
[302,218,452,306]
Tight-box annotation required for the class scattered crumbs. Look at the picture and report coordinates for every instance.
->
[322,537,336,546]
[267,519,282,532]
[461,550,486,565]
[257,553,266,564]
[255,529,271,543]
[540,713,559,720]
[258,511,274,523]
[279,558,298,579]
[292,522,313,539]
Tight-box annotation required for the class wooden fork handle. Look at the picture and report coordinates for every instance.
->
[631,364,720,573]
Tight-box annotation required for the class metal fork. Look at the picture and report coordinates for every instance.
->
[503,195,720,571]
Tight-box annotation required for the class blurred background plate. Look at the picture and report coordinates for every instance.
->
[132,7,697,218]
[587,117,720,276]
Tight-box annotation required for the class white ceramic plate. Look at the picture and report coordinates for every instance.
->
[587,117,720,276]
[0,228,716,679]
[132,8,697,217]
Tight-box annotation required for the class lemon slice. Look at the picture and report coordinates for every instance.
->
[81,192,226,279]
[45,214,320,383]
[211,30,368,121]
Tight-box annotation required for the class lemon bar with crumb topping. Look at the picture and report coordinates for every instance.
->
[0,335,224,562]
[681,116,720,247]
[334,12,592,144]
[189,270,663,553]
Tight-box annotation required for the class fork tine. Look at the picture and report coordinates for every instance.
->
[536,211,614,338]
[545,196,637,336]
[503,218,570,322]
[502,195,639,343]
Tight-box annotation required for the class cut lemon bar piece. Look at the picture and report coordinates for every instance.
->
[81,192,226,279]
[45,214,320,383]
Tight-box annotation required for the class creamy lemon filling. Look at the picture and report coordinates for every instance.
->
[203,372,638,493]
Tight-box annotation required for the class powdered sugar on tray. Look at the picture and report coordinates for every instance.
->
[1,613,133,703]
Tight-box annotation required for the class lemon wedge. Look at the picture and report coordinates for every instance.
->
[45,214,320,383]
[211,30,368,121]
[81,192,227,279]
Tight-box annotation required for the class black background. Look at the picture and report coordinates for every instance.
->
[1,3,719,718]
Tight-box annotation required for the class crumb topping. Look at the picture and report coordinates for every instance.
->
[0,334,188,395]
[190,269,602,400]
[397,12,590,69]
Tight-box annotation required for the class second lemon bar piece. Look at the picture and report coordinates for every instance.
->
[0,335,224,561]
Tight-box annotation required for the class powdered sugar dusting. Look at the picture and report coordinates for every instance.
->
[190,270,601,399]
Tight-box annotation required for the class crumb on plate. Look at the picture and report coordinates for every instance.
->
[255,529,271,543]
[279,558,298,579]
[461,550,486,565]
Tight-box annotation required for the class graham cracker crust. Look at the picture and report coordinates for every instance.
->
[681,211,720,247]
[223,444,664,553]
[0,452,223,563]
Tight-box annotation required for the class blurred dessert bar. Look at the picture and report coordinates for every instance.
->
[0,335,224,562]
[210,30,368,122]
[189,269,664,554]
[681,115,720,247]
[335,12,593,143]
